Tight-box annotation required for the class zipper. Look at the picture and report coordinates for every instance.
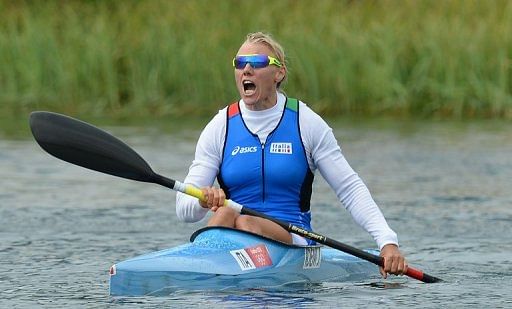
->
[261,142,265,203]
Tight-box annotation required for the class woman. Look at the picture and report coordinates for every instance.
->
[176,32,407,277]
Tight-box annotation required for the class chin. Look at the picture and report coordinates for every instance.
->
[242,96,257,105]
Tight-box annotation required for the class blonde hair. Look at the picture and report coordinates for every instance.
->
[244,32,287,89]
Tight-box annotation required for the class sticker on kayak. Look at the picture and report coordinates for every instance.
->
[303,247,321,269]
[109,264,116,276]
[230,244,273,271]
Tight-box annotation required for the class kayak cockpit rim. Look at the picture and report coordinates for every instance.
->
[190,226,321,248]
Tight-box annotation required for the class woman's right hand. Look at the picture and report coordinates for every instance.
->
[199,187,226,212]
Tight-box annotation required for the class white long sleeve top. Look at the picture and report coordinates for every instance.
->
[176,92,398,249]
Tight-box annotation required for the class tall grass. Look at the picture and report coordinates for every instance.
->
[0,0,511,119]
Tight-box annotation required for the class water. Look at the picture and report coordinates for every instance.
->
[1,120,511,308]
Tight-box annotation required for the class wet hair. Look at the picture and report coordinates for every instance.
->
[244,32,287,90]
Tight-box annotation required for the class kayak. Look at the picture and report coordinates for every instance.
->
[109,227,380,296]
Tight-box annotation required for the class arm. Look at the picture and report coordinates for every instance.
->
[300,104,398,250]
[300,104,407,276]
[175,109,226,222]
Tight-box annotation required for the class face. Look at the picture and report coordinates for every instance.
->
[234,42,286,111]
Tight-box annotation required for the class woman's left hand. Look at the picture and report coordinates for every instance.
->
[379,244,408,278]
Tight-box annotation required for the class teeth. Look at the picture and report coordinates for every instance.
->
[242,80,256,95]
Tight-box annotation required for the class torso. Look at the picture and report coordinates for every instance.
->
[218,98,314,230]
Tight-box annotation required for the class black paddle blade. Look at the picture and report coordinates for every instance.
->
[29,111,156,183]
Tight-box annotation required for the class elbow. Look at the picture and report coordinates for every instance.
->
[175,209,188,222]
[176,192,207,223]
[176,209,200,223]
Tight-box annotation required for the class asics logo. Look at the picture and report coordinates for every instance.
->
[231,146,258,156]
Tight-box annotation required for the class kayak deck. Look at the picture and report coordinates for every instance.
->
[109,227,379,296]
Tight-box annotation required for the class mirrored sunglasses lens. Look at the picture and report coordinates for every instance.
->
[234,60,246,69]
[234,56,269,69]
[250,61,268,68]
[235,60,267,69]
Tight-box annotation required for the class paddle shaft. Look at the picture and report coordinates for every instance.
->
[29,111,441,284]
[242,207,441,283]
[151,172,441,283]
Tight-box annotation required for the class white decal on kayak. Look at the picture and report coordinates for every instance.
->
[230,249,256,271]
[303,247,321,269]
[230,244,273,271]
[269,142,292,154]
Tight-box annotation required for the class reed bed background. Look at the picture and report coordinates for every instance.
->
[1,0,511,121]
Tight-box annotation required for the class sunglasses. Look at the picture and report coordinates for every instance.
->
[233,54,283,69]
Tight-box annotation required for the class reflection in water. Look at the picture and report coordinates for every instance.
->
[359,281,407,289]
[208,289,317,308]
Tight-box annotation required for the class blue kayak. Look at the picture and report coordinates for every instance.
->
[109,227,379,296]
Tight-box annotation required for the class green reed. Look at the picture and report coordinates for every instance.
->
[1,0,511,120]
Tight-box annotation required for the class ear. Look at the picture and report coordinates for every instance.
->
[274,66,286,83]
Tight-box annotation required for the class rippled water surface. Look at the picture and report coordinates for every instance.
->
[1,120,511,308]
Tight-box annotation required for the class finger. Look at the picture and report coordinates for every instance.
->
[384,256,396,275]
[397,260,408,275]
[402,262,409,275]
[206,188,216,207]
[390,257,400,274]
[199,188,209,208]
[382,256,390,273]
[395,258,403,275]
[211,189,220,207]
[218,189,226,207]
[379,266,387,279]
[203,187,217,208]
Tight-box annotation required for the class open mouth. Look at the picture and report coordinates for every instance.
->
[243,80,256,95]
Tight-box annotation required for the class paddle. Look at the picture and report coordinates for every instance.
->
[29,111,442,283]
